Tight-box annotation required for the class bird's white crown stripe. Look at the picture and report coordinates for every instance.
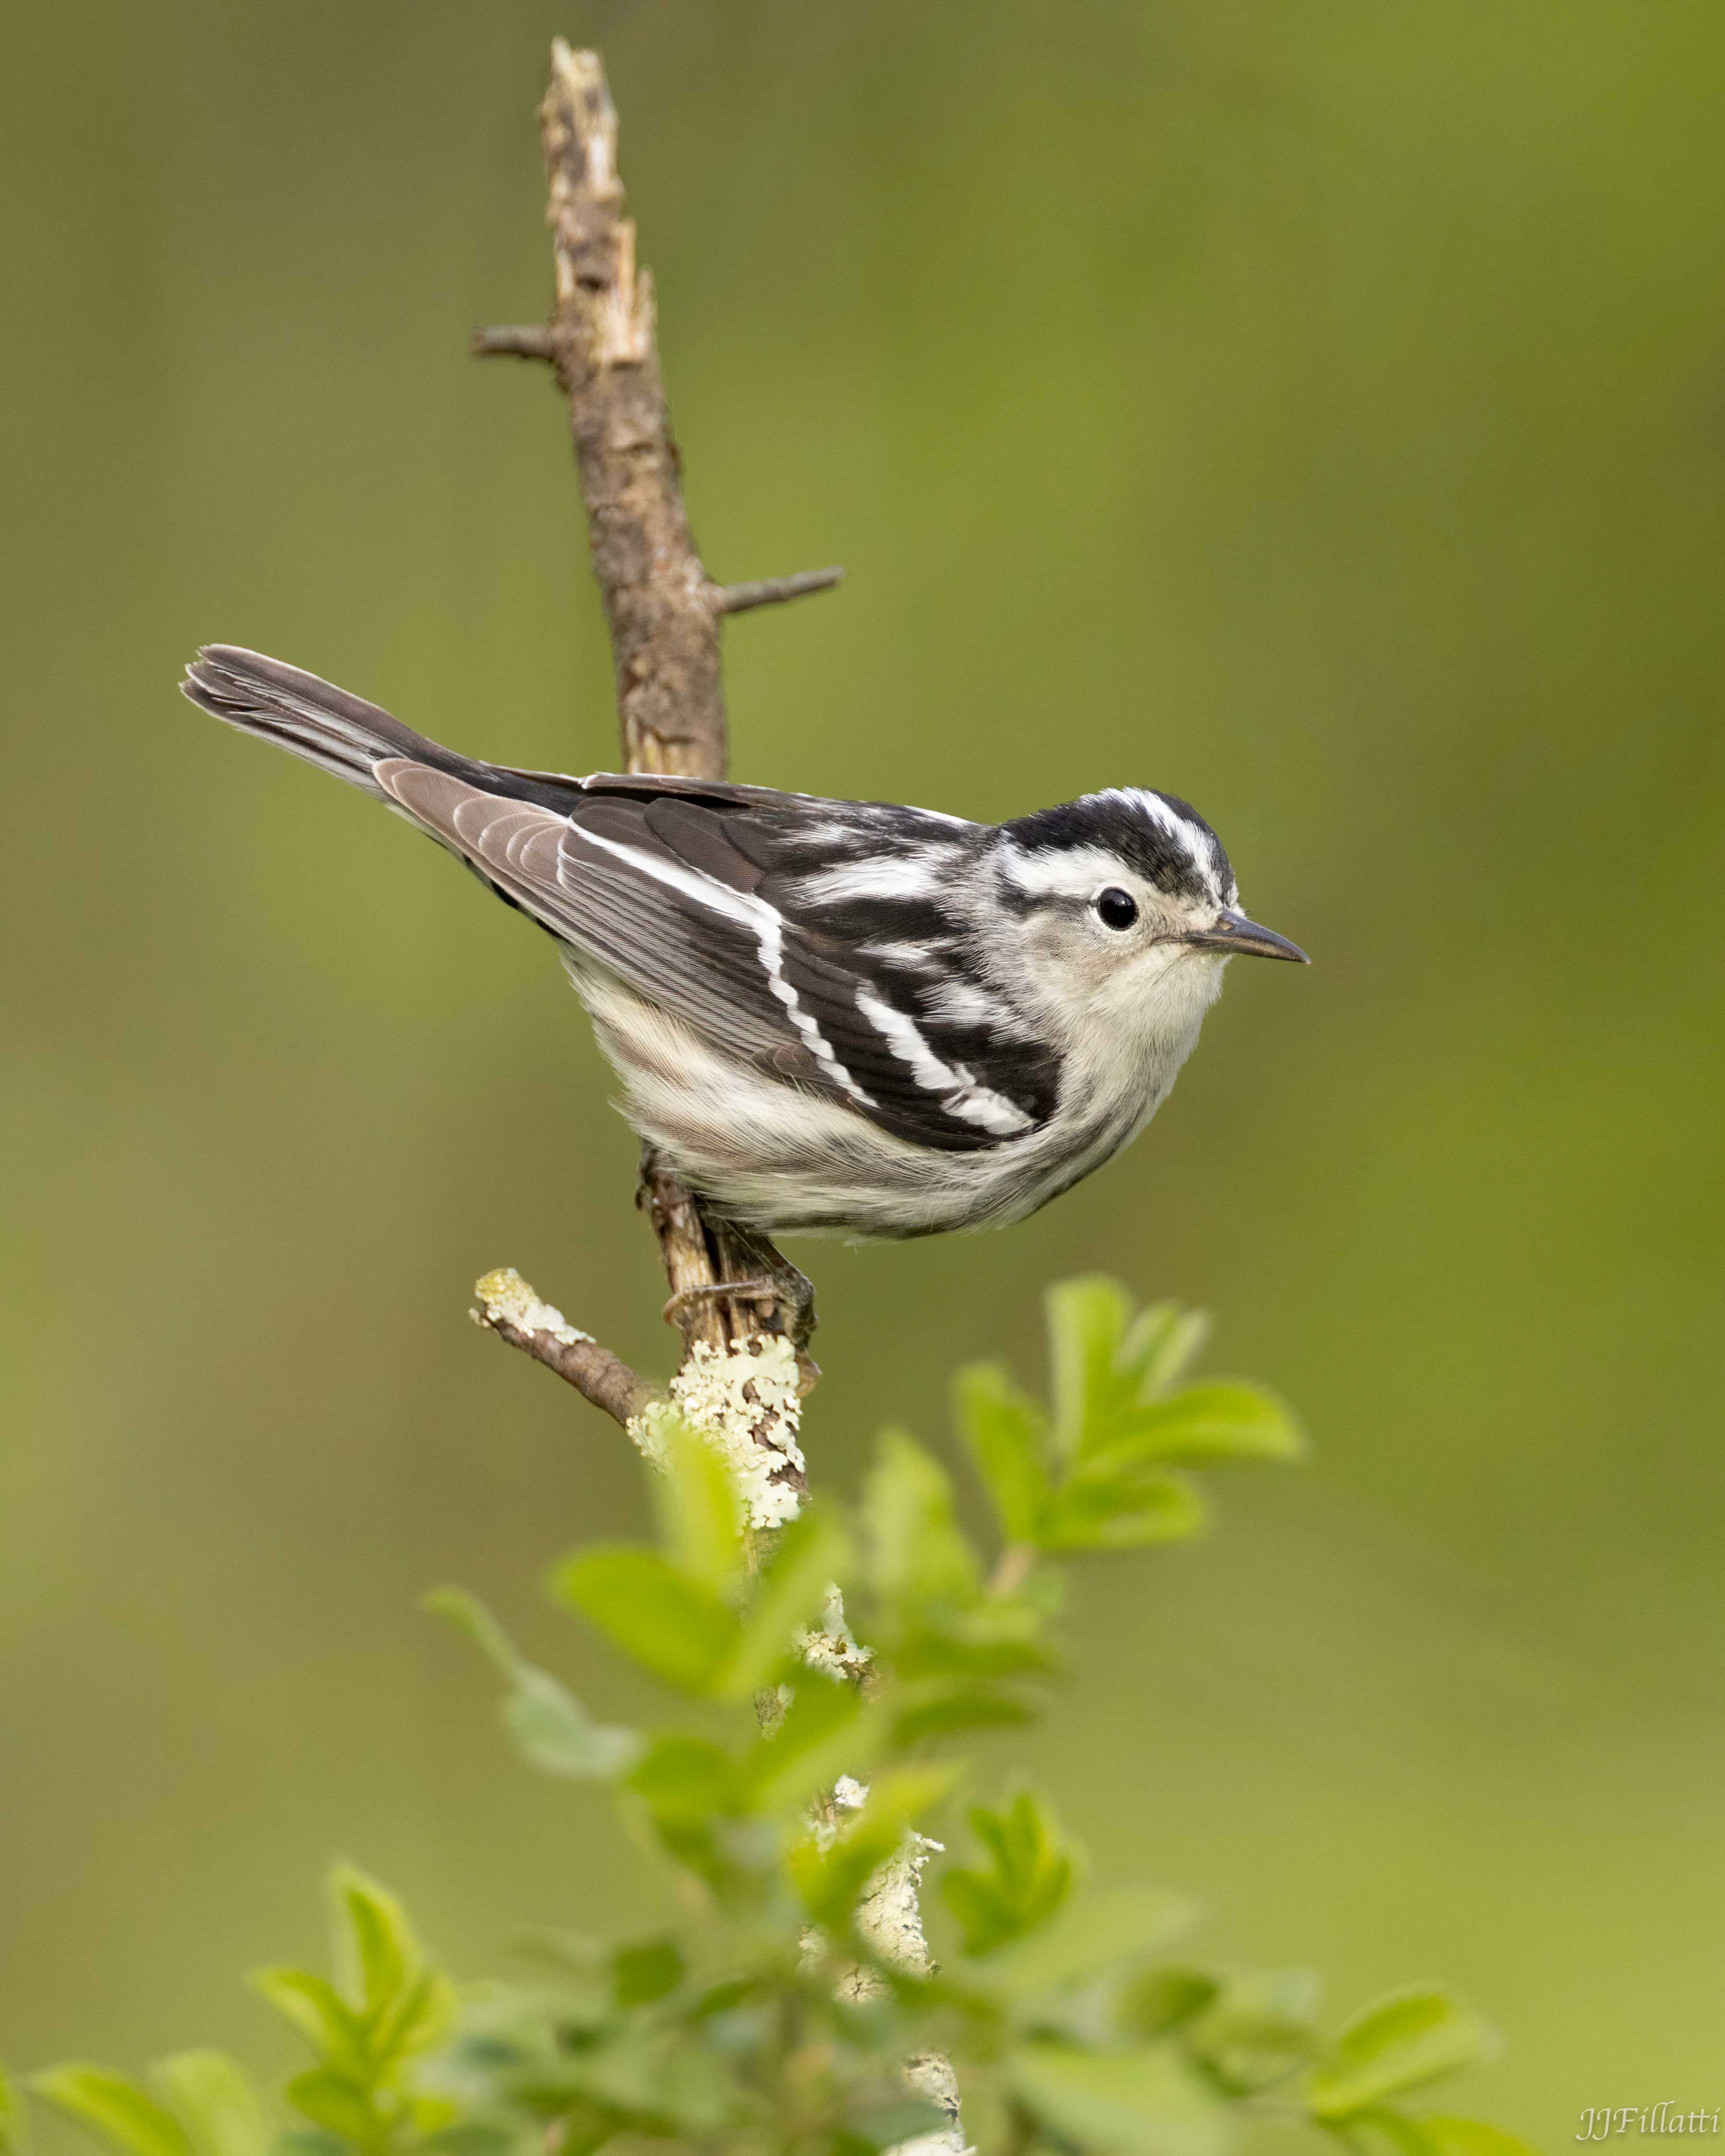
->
[1100,789,1223,894]
[563,821,876,1107]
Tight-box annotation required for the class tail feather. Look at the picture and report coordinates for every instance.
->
[180,645,451,798]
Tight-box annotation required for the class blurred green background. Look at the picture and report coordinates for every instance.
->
[4,0,1723,2143]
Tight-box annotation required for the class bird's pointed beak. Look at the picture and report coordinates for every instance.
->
[1185,910,1309,963]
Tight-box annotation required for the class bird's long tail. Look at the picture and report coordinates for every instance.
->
[180,645,458,800]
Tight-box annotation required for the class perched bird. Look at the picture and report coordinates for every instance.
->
[182,646,1306,1242]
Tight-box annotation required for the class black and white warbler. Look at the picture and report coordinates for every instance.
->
[182,647,1306,1240]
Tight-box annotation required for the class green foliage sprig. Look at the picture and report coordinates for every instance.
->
[6,1279,1536,2156]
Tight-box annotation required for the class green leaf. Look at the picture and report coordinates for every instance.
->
[1046,1277,1136,1458]
[894,1624,1058,1683]
[1044,1285,1228,1460]
[29,2071,194,2156]
[1184,1969,1319,2094]
[973,1885,1197,2002]
[1423,2120,1544,2156]
[370,1969,458,2069]
[718,1506,853,1697]
[944,1870,1024,1953]
[246,1970,366,2076]
[284,2072,378,2144]
[514,1926,608,1972]
[942,1787,1077,1955]
[1007,2041,1231,2156]
[792,1767,959,1929]
[571,2030,734,2134]
[417,2131,538,2156]
[744,1672,874,1814]
[627,1734,742,1822]
[274,2135,347,2156]
[954,1364,1053,1542]
[653,1419,746,1593]
[508,1931,616,2024]
[151,2057,265,2156]
[863,1432,981,1612]
[1118,1304,1212,1403]
[1116,1968,1223,2040]
[330,1866,417,2018]
[1086,1384,1305,1470]
[502,1674,643,1783]
[1307,1990,1494,2119]
[842,2098,950,2152]
[891,1683,1035,1749]
[1037,1473,1206,1552]
[1334,2114,1444,2156]
[613,1939,686,2009]
[427,1589,642,1780]
[552,1546,739,1695]
[0,2067,28,2156]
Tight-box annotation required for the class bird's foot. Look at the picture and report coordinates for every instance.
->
[662,1258,817,1355]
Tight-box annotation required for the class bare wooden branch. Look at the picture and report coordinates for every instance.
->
[526,39,816,1377]
[472,47,818,1442]
[711,566,845,615]
[470,323,555,359]
[472,1268,654,1427]
[538,40,726,782]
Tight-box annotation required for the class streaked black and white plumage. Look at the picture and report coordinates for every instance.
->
[181,647,1306,1239]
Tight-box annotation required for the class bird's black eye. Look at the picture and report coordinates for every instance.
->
[1095,886,1138,931]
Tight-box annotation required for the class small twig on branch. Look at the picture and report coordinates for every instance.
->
[472,1268,654,1427]
[987,1541,1037,1599]
[470,323,555,359]
[710,567,845,615]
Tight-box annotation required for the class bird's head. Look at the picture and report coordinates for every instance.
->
[991,787,1306,1035]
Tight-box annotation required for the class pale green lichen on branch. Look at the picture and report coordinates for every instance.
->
[630,1333,808,1531]
[472,1266,593,1347]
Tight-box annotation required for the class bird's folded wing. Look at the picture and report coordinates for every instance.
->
[375,761,1052,1152]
